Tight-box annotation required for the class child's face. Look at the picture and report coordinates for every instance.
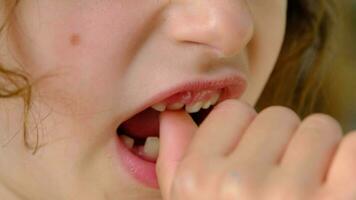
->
[1,0,286,199]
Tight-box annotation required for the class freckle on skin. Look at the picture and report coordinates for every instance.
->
[70,34,81,46]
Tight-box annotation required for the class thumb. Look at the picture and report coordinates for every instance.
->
[156,110,197,199]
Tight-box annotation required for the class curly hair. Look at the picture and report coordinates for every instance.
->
[0,0,336,153]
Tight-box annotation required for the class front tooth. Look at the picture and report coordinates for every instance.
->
[152,103,167,112]
[210,93,220,105]
[167,102,184,110]
[120,135,134,148]
[202,92,221,109]
[202,100,212,109]
[143,137,160,160]
[185,101,203,113]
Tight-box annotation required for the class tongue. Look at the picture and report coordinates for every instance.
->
[120,108,160,139]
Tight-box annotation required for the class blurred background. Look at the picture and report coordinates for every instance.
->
[325,0,356,132]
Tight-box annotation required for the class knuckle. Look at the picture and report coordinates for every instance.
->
[346,130,356,137]
[264,180,309,200]
[174,157,233,199]
[259,106,301,123]
[338,131,356,154]
[323,188,356,200]
[173,156,214,197]
[266,189,306,200]
[219,172,240,199]
[215,99,257,117]
[219,173,257,200]
[303,114,341,131]
[301,114,343,141]
[172,168,199,198]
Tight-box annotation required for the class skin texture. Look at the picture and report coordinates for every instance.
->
[158,103,356,199]
[0,0,355,199]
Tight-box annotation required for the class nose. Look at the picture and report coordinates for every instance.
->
[165,0,254,58]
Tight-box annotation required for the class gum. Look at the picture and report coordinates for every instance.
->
[163,89,220,105]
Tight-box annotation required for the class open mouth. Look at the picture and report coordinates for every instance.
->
[114,75,247,188]
[116,90,220,163]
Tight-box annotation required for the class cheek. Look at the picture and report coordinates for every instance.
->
[51,3,148,77]
[242,0,287,104]
[248,0,287,71]
[49,0,165,86]
[15,0,162,111]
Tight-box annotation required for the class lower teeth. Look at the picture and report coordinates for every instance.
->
[119,135,160,161]
[143,137,160,160]
[121,135,134,148]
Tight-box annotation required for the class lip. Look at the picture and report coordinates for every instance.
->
[127,73,247,120]
[116,136,159,188]
[116,72,247,189]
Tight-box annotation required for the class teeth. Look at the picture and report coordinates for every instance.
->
[143,137,160,160]
[202,100,212,109]
[185,101,203,113]
[210,93,220,105]
[152,103,167,112]
[151,91,221,113]
[120,135,134,149]
[167,102,184,110]
[202,93,220,109]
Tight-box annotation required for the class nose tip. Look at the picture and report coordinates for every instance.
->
[165,0,254,58]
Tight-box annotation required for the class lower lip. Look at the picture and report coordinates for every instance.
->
[116,136,159,188]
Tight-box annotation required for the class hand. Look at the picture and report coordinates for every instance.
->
[156,99,356,199]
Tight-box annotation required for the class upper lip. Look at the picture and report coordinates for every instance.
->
[122,73,247,121]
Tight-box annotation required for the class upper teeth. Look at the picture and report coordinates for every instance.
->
[151,92,220,113]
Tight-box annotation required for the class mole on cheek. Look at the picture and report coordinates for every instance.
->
[69,34,81,46]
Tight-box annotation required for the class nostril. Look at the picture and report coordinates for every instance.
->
[166,0,254,59]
